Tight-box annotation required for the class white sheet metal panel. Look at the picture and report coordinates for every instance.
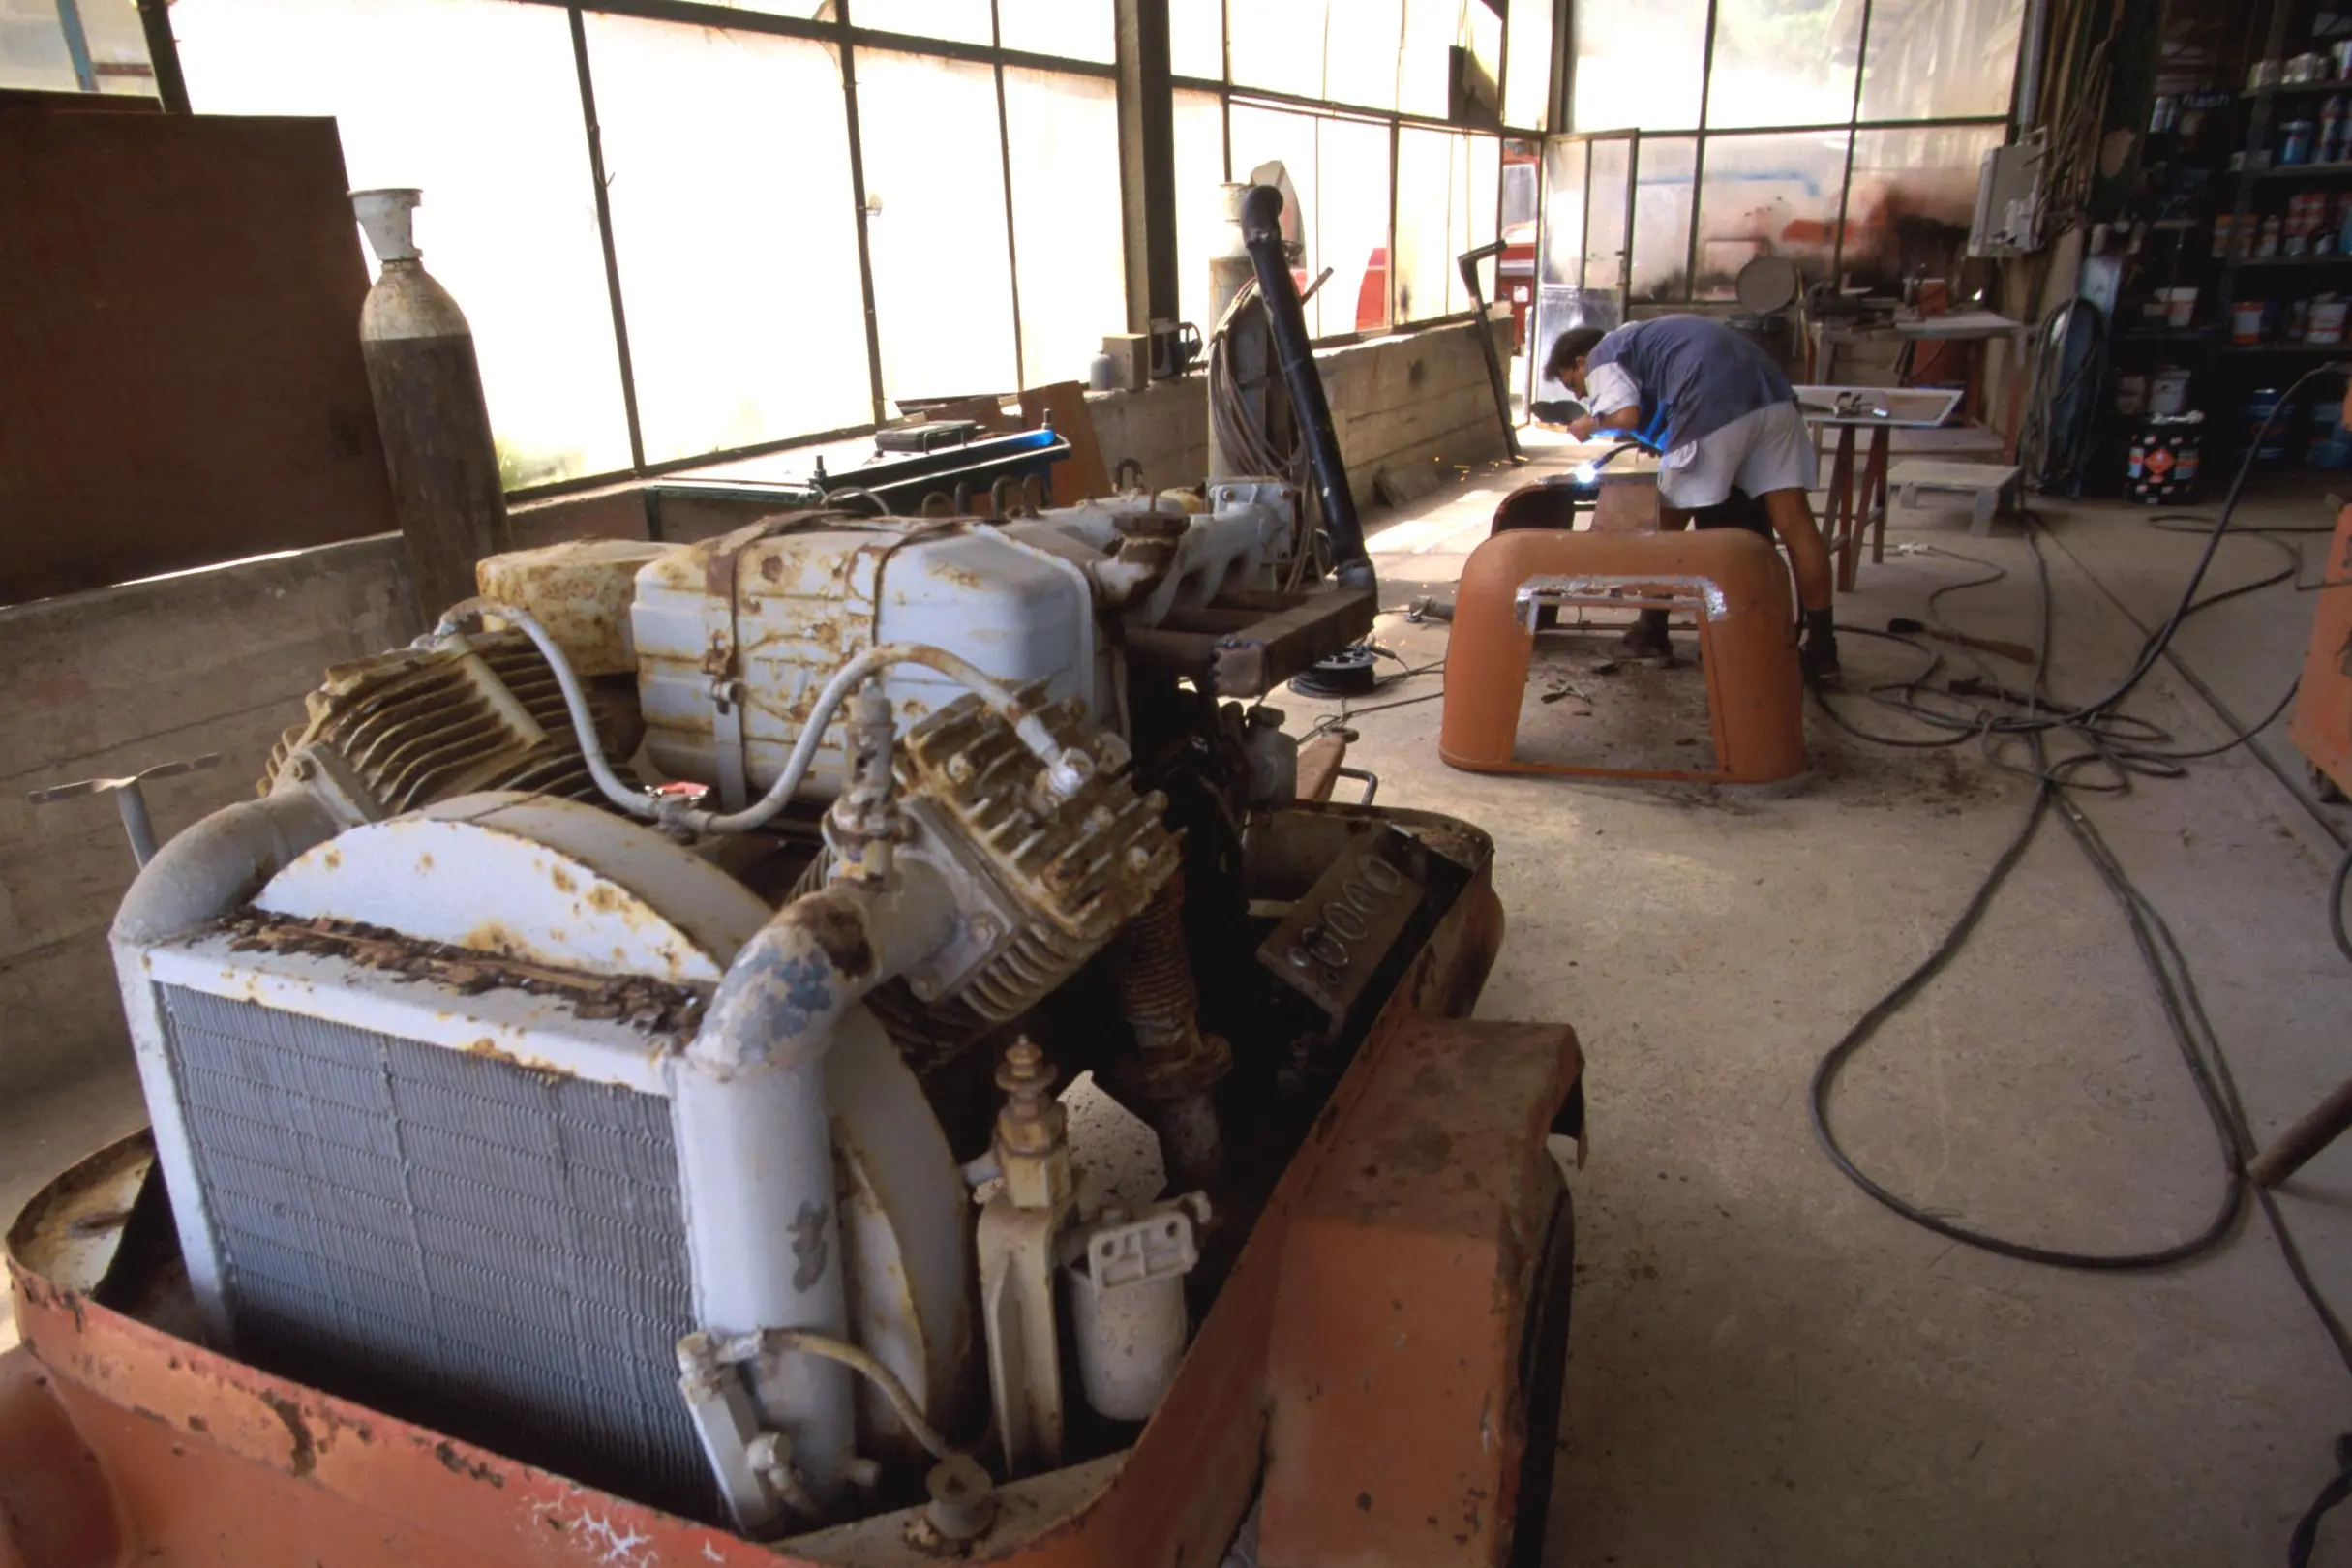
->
[256,793,769,983]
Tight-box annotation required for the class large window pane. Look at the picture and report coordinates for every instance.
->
[999,0,1114,64]
[1398,0,1462,120]
[1583,136,1630,293]
[1460,133,1499,312]
[1843,124,2003,292]
[1503,0,1553,131]
[586,17,868,463]
[1174,89,1227,335]
[853,0,991,45]
[1858,0,2023,122]
[5,0,158,95]
[1395,126,1471,321]
[1571,0,1704,132]
[176,0,632,486]
[1169,0,1221,79]
[1318,115,1393,336]
[1230,0,1324,98]
[1694,129,1850,297]
[858,52,1018,402]
[1229,105,1392,338]
[1326,0,1402,110]
[1541,137,1588,289]
[1631,136,1696,302]
[1005,68,1126,383]
[1707,0,1862,130]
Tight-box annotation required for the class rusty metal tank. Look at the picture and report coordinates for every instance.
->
[352,187,512,620]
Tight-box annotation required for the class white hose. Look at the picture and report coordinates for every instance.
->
[436,601,1086,833]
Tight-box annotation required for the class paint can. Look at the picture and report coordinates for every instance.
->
[2126,415,2203,503]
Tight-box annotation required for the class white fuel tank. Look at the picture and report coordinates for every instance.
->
[632,517,1100,802]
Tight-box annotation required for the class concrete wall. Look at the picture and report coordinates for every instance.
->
[1079,311,1515,499]
[0,313,1510,1103]
[0,537,420,1101]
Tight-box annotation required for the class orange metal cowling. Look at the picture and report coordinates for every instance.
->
[2288,503,2352,798]
[2,800,1585,1568]
[1439,523,1807,786]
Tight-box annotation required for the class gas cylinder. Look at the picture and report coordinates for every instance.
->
[351,188,511,619]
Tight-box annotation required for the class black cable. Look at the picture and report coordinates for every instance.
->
[1807,475,2352,1562]
[2333,844,2352,965]
[1810,527,2247,1269]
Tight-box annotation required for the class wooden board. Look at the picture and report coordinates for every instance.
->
[0,106,397,605]
[1019,379,1112,501]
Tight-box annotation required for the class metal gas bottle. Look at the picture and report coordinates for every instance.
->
[352,187,511,618]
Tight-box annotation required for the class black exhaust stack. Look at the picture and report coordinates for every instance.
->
[1238,183,1374,591]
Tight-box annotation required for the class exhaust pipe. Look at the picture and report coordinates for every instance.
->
[1238,183,1374,592]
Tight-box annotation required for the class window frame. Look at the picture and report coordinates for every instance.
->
[1559,0,2023,307]
[137,0,1555,499]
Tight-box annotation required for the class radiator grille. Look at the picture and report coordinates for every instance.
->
[158,985,716,1520]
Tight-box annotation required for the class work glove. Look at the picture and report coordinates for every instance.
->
[1799,606,1842,688]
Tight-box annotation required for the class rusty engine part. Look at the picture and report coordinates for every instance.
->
[259,627,637,816]
[18,431,1584,1568]
[890,690,1180,1023]
[1108,874,1232,1186]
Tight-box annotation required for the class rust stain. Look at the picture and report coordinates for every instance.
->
[259,1391,317,1479]
[759,555,783,583]
[224,912,706,1036]
[321,847,342,870]
[793,892,875,980]
[549,866,577,894]
[416,852,435,872]
[463,920,526,957]
[433,1439,506,1488]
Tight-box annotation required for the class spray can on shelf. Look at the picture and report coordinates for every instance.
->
[350,188,511,620]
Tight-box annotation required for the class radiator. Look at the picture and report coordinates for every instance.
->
[157,984,718,1520]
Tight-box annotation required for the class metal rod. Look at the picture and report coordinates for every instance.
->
[836,1,891,426]
[1682,0,1720,301]
[992,0,1026,389]
[569,6,648,472]
[114,787,158,868]
[1458,238,1522,460]
[132,0,188,111]
[1828,0,1874,289]
[53,0,96,92]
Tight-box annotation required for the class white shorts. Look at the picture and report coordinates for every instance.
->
[1655,401,1818,510]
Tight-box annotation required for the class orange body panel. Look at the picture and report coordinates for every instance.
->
[1,803,1583,1568]
[1438,521,1807,785]
[1263,1021,1579,1566]
[2289,503,2352,797]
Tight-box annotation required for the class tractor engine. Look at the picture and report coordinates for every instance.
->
[106,487,1480,1543]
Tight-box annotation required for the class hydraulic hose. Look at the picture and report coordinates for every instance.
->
[435,602,1089,832]
[1238,182,1374,591]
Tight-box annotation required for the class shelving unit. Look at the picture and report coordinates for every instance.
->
[2103,0,2352,483]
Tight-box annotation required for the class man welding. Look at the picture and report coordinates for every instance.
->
[1547,317,1841,683]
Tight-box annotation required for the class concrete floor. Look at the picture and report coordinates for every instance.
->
[1325,440,2352,1566]
[4,444,2351,1562]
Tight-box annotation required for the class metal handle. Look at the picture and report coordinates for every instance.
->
[27,752,224,867]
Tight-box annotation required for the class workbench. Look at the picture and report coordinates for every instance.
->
[1792,386,1963,591]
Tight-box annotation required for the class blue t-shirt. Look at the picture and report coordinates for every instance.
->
[1587,316,1795,452]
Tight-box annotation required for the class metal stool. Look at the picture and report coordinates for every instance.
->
[1438,524,1807,786]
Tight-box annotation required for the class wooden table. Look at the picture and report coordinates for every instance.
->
[1792,386,1964,591]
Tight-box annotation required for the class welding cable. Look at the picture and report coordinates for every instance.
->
[1810,520,2352,1394]
[2333,845,2352,965]
[436,602,1083,832]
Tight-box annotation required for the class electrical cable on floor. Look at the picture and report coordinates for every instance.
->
[1804,388,2352,1560]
